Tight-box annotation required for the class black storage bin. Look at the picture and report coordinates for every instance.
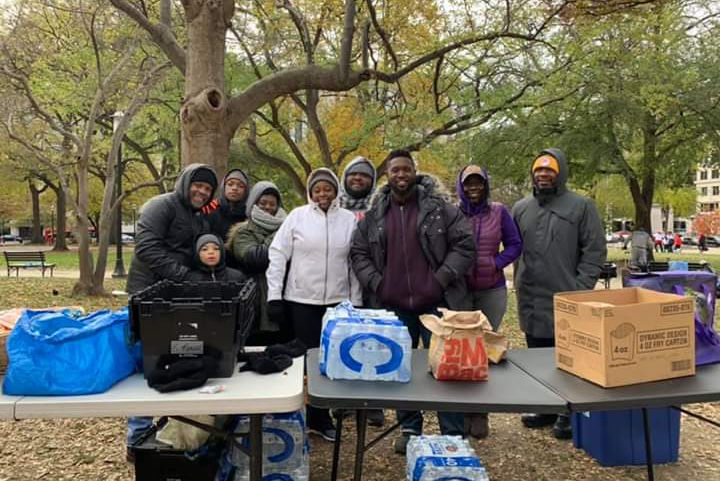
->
[133,433,218,481]
[130,280,257,378]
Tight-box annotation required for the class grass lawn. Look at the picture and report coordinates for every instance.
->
[15,246,136,271]
[606,245,720,271]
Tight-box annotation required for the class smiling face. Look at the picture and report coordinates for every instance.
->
[311,180,337,211]
[224,178,247,202]
[256,193,279,215]
[462,174,486,205]
[345,172,373,195]
[189,181,213,208]
[198,242,221,267]
[533,167,558,189]
[387,156,416,197]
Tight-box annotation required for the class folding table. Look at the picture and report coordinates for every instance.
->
[2,356,304,481]
[306,348,566,481]
[508,347,720,481]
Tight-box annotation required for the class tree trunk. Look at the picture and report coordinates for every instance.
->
[28,181,44,244]
[180,0,235,178]
[73,167,106,296]
[53,186,68,251]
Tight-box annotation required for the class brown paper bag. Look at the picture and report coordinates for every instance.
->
[420,309,506,381]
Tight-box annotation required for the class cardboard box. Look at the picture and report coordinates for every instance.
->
[554,287,695,387]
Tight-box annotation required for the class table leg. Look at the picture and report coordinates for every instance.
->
[250,414,263,481]
[353,410,368,481]
[641,407,655,481]
[331,409,344,481]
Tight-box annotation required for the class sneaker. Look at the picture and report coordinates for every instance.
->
[521,413,557,428]
[552,414,572,440]
[367,409,385,427]
[467,413,489,439]
[308,425,337,442]
[394,433,414,455]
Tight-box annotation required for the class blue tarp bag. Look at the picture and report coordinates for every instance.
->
[3,307,137,395]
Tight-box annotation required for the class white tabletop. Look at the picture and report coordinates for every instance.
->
[10,357,304,419]
[0,378,21,420]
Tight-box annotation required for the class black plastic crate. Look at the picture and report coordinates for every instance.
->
[132,433,218,481]
[130,280,257,378]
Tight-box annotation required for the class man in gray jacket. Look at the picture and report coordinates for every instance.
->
[512,148,606,439]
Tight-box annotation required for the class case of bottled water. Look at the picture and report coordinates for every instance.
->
[215,410,309,481]
[406,435,490,481]
[319,301,412,382]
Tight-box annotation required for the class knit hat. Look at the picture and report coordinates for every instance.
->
[460,165,486,184]
[345,157,375,179]
[224,169,249,186]
[195,233,221,254]
[190,167,218,189]
[308,169,339,193]
[532,155,560,174]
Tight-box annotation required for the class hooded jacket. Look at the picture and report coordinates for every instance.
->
[186,233,246,282]
[456,166,522,291]
[127,164,218,294]
[350,174,475,311]
[338,156,377,218]
[512,148,606,338]
[266,168,362,306]
[227,181,286,332]
[208,168,250,242]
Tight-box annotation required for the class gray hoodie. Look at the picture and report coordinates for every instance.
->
[511,148,607,338]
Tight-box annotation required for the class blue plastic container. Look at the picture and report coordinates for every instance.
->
[572,407,680,466]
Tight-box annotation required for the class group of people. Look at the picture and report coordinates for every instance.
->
[652,231,683,253]
[125,147,606,458]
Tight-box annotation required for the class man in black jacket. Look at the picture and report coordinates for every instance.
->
[125,163,217,455]
[350,149,475,455]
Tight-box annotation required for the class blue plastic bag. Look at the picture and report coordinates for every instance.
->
[3,307,137,395]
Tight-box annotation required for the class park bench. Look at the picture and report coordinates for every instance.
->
[3,251,56,277]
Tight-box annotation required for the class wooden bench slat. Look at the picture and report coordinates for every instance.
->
[3,251,55,277]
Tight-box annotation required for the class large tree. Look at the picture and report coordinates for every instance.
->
[110,0,582,179]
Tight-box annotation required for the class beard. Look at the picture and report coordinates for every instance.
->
[346,183,373,199]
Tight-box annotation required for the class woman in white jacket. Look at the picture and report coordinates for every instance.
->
[266,167,361,442]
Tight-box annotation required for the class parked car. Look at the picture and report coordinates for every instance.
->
[705,236,720,248]
[682,235,698,246]
[121,233,135,244]
[0,234,23,244]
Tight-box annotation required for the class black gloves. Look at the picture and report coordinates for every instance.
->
[237,340,306,375]
[238,352,293,374]
[267,300,286,328]
[147,355,218,393]
[242,245,270,275]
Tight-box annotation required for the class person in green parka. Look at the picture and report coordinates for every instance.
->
[226,181,289,345]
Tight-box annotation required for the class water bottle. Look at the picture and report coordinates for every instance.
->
[406,435,489,481]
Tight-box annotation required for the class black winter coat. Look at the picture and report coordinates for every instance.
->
[126,164,216,294]
[350,177,475,311]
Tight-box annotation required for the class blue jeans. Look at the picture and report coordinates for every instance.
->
[127,417,154,446]
[395,311,464,436]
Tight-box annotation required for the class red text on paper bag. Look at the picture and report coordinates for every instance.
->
[436,337,488,381]
[420,309,491,382]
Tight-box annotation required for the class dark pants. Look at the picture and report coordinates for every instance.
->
[525,333,555,349]
[396,310,464,436]
[286,301,335,429]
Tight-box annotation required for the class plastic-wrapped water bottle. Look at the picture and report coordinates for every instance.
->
[406,435,489,481]
[216,410,309,481]
[321,312,412,382]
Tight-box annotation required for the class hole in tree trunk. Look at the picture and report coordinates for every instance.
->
[206,89,222,109]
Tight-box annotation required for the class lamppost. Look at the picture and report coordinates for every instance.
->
[111,111,126,278]
[131,204,137,238]
[50,204,55,245]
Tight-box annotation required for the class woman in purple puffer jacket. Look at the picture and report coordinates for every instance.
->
[456,164,522,439]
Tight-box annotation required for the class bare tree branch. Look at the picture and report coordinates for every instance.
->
[365,0,398,70]
[246,121,306,196]
[110,0,186,73]
[339,0,356,81]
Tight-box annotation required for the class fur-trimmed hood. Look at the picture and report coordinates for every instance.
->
[369,172,452,211]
